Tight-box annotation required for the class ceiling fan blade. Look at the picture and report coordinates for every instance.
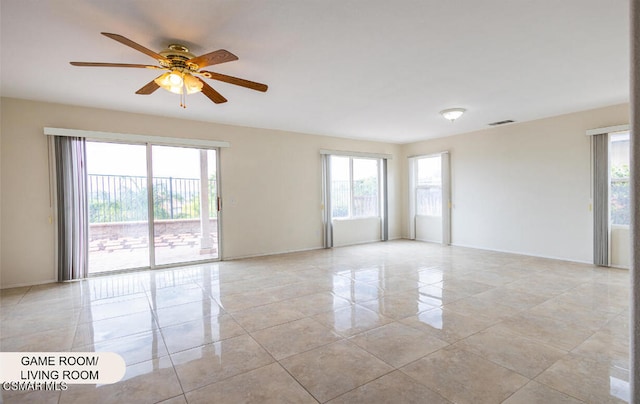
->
[187,49,238,68]
[70,62,162,69]
[198,79,227,104]
[136,78,161,95]
[101,32,169,63]
[200,71,268,92]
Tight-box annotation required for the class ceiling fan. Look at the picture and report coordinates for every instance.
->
[70,32,268,107]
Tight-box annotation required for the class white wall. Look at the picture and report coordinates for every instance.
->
[332,217,381,247]
[0,98,402,288]
[415,215,442,243]
[401,103,629,263]
[611,225,630,268]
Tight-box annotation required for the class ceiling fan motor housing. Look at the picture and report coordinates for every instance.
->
[159,44,199,72]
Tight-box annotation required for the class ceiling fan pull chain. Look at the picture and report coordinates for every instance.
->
[183,74,189,108]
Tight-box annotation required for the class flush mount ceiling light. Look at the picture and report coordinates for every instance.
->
[440,108,466,122]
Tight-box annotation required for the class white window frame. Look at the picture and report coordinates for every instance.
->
[415,156,443,217]
[331,156,381,220]
[407,152,451,244]
[320,149,391,249]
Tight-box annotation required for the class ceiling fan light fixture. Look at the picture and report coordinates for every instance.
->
[440,108,466,122]
[154,71,203,95]
[168,72,183,86]
[183,73,203,94]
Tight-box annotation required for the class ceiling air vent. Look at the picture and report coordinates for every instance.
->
[488,120,515,126]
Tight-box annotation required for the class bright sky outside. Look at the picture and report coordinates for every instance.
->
[86,142,216,178]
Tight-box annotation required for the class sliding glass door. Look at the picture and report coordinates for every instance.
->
[152,146,218,266]
[86,142,219,273]
[87,142,150,273]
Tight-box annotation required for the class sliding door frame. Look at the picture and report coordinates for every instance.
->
[45,127,229,274]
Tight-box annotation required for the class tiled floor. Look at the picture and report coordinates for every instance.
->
[0,240,630,403]
[89,231,219,273]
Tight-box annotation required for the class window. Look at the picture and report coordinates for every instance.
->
[330,156,379,219]
[610,132,630,225]
[416,155,442,217]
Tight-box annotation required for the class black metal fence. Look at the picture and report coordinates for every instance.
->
[88,174,217,223]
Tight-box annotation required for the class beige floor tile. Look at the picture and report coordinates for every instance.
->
[571,327,629,370]
[312,304,394,337]
[3,296,82,318]
[361,293,440,320]
[146,284,212,309]
[562,282,629,313]
[272,280,335,300]
[230,300,306,332]
[331,280,384,303]
[251,317,341,359]
[156,395,187,404]
[471,287,550,311]
[401,345,529,404]
[455,270,520,286]
[416,268,448,285]
[160,313,246,353]
[185,363,316,404]
[73,310,158,348]
[153,298,224,328]
[327,370,451,404]
[0,286,30,306]
[502,381,584,404]
[349,322,448,367]
[400,307,495,343]
[413,284,467,305]
[365,275,424,294]
[503,275,581,298]
[1,326,76,352]
[78,296,152,323]
[280,340,394,402]
[19,283,84,305]
[72,329,168,365]
[436,277,495,296]
[492,312,595,351]
[1,309,80,339]
[59,357,182,404]
[536,353,629,403]
[1,389,61,404]
[216,289,284,312]
[79,291,149,308]
[171,334,274,392]
[453,326,567,378]
[282,292,352,316]
[443,295,520,323]
[526,298,617,331]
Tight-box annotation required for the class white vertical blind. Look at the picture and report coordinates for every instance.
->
[321,154,333,248]
[441,152,452,245]
[407,157,417,240]
[592,133,609,266]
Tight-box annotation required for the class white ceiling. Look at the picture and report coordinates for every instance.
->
[0,1,630,144]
